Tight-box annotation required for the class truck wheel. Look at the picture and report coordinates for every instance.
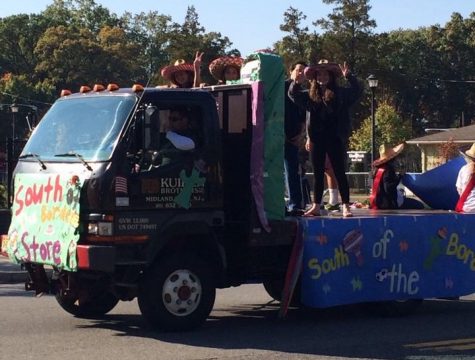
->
[263,278,301,305]
[263,279,283,301]
[138,255,216,332]
[55,291,119,318]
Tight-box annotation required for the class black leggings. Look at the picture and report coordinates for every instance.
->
[310,135,350,204]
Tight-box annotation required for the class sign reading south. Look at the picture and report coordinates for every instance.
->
[6,173,82,271]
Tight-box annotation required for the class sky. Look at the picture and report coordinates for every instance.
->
[2,0,474,56]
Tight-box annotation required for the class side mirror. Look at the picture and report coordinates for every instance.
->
[144,105,159,149]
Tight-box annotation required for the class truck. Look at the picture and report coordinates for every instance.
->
[3,52,475,332]
[1,53,303,331]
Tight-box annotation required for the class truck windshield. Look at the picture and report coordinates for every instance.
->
[21,94,136,161]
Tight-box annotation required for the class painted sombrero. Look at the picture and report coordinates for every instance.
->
[304,59,342,80]
[373,143,405,167]
[209,56,243,81]
[161,59,194,84]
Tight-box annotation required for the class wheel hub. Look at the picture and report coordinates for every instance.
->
[162,269,202,316]
[178,286,192,301]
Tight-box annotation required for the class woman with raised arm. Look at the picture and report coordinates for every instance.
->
[288,59,361,217]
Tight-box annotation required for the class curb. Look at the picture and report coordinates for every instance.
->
[0,270,27,284]
[0,263,54,284]
[0,256,28,284]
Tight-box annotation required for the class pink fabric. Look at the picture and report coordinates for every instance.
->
[250,82,270,232]
[279,222,304,319]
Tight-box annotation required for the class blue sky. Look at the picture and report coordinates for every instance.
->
[2,1,474,56]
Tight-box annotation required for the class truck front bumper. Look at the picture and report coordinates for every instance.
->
[77,245,116,273]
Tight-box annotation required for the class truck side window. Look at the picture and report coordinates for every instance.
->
[137,105,204,171]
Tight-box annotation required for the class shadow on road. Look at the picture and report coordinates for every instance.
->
[76,298,475,359]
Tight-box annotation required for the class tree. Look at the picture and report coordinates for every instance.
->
[0,14,48,76]
[34,25,143,90]
[349,101,411,151]
[274,7,318,67]
[96,26,145,84]
[120,11,173,80]
[160,6,235,85]
[43,0,118,32]
[0,72,54,142]
[314,0,376,71]
[372,13,475,133]
[438,138,459,163]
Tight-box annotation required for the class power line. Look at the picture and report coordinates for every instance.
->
[0,91,53,106]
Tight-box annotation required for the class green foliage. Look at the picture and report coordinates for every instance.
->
[349,101,412,151]
[274,7,316,68]
[0,0,474,143]
[314,0,376,70]
[0,14,48,75]
[43,0,119,32]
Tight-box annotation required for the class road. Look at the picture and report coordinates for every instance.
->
[2,283,475,360]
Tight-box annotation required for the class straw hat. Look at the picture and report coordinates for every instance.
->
[304,59,342,80]
[373,143,405,167]
[462,143,475,161]
[209,56,243,81]
[160,59,194,85]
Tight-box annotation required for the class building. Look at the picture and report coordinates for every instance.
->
[406,124,475,171]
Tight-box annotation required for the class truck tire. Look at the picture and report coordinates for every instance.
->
[263,279,284,301]
[138,254,216,332]
[55,291,119,318]
[263,278,301,306]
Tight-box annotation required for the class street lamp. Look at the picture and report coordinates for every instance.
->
[367,75,378,170]
[10,104,19,157]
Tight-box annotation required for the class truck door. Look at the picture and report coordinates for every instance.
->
[122,101,221,211]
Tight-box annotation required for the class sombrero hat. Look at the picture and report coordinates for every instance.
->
[461,142,475,162]
[160,59,194,84]
[373,143,405,167]
[209,56,243,81]
[304,59,342,80]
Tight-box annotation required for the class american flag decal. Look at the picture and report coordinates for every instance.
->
[115,176,128,194]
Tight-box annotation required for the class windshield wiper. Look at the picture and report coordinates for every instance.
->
[18,152,47,170]
[54,152,93,171]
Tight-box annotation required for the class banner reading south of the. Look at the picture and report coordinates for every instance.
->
[301,213,475,308]
[4,173,82,271]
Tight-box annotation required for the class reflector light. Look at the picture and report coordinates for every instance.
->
[107,83,119,91]
[132,84,144,92]
[80,86,92,93]
[93,84,105,92]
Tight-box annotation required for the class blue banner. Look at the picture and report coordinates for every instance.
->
[301,212,475,308]
[402,156,465,210]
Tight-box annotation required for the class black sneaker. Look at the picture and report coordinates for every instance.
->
[286,208,305,216]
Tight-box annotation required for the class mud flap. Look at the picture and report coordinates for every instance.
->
[24,263,50,297]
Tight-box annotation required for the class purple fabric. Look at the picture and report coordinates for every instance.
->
[250,82,270,232]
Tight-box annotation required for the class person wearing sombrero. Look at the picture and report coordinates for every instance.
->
[370,143,424,210]
[288,59,361,217]
[160,51,203,88]
[455,143,475,213]
[209,56,243,84]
